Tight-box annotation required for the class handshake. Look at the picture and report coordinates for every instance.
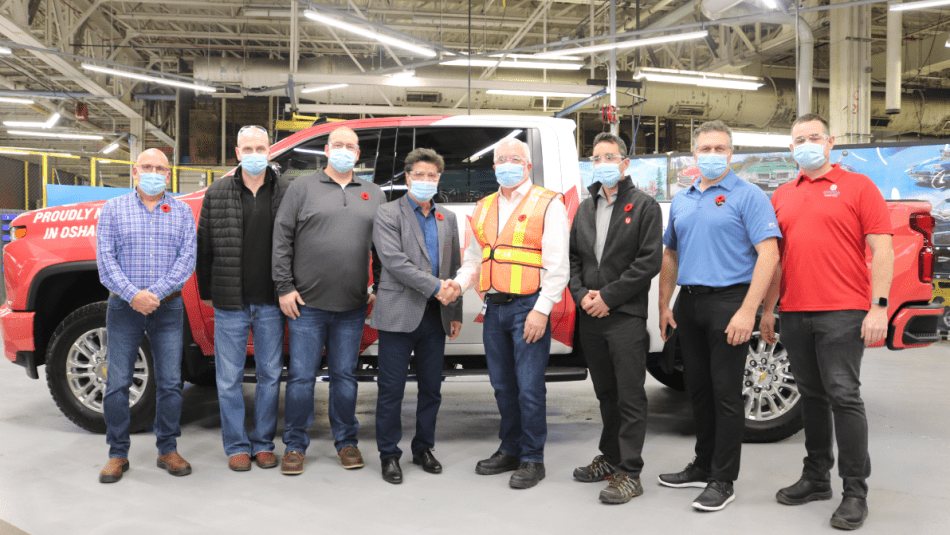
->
[436,279,462,305]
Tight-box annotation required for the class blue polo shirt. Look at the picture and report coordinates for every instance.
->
[407,194,441,297]
[663,171,781,287]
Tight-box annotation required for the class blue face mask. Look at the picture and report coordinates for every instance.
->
[793,143,827,170]
[593,164,622,188]
[495,163,525,188]
[138,172,167,196]
[409,180,438,203]
[241,153,268,176]
[328,148,357,173]
[696,154,729,179]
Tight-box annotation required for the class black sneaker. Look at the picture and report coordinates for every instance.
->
[599,473,644,504]
[573,455,616,483]
[658,460,710,488]
[776,478,834,505]
[830,497,868,530]
[692,480,735,512]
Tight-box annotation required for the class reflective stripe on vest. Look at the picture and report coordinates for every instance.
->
[471,185,561,294]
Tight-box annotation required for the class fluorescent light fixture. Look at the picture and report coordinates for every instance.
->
[633,67,764,90]
[82,63,217,93]
[946,35,950,48]
[534,30,708,59]
[0,97,35,105]
[6,130,104,140]
[486,89,593,98]
[732,131,793,148]
[294,148,326,155]
[466,130,523,163]
[492,53,584,61]
[761,0,779,8]
[386,71,422,87]
[440,58,583,70]
[301,83,349,94]
[0,46,11,54]
[303,10,436,58]
[4,112,61,129]
[102,141,121,154]
[889,0,950,11]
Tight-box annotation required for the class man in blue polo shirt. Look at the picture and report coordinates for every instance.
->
[657,120,780,512]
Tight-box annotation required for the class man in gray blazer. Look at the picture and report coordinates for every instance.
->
[371,148,463,484]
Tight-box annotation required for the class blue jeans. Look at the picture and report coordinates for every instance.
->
[376,304,446,460]
[483,293,551,463]
[214,303,285,457]
[283,304,367,453]
[781,310,871,498]
[104,294,184,459]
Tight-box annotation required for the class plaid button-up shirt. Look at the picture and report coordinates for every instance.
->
[96,190,197,303]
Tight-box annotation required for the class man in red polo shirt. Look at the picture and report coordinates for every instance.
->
[760,113,893,531]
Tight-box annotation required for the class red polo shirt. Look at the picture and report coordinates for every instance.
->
[771,164,891,312]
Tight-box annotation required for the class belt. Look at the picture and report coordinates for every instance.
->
[111,290,182,303]
[681,283,750,295]
[487,291,538,305]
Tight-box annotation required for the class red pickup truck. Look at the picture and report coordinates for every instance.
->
[1,116,942,443]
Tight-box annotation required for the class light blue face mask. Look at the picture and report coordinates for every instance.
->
[495,163,525,188]
[409,179,438,202]
[328,148,357,173]
[138,172,167,196]
[593,164,622,188]
[793,143,827,170]
[241,153,269,176]
[696,154,729,179]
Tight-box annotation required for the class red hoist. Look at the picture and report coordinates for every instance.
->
[74,101,89,122]
[601,105,618,125]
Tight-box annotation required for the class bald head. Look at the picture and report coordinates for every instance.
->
[328,126,358,145]
[136,148,169,167]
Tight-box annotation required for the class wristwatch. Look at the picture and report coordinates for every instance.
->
[872,297,888,307]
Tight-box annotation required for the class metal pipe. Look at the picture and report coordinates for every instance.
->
[886,4,902,114]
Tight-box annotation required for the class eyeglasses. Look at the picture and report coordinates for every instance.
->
[494,155,526,165]
[590,154,623,164]
[695,145,731,154]
[137,164,170,174]
[238,125,268,137]
[792,133,829,145]
[409,171,441,181]
[329,141,359,152]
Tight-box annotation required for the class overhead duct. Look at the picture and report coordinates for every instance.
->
[886,6,902,114]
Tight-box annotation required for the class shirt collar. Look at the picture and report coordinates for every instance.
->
[687,170,738,194]
[594,187,618,205]
[319,169,362,187]
[407,194,434,215]
[795,163,842,185]
[134,189,168,206]
[498,178,533,200]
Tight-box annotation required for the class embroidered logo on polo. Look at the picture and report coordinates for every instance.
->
[823,183,841,197]
[715,195,726,207]
[625,217,631,224]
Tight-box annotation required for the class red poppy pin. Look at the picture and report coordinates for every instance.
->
[624,203,633,212]
[361,192,369,200]
[435,212,444,221]
[518,214,527,222]
[160,204,170,213]
[715,195,726,207]
[625,217,631,225]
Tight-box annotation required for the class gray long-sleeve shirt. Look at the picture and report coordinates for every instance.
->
[272,170,385,312]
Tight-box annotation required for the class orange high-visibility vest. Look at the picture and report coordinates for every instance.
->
[471,185,563,294]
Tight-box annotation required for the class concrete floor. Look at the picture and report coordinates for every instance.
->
[1,344,948,535]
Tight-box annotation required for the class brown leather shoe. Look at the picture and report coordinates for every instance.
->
[156,452,192,476]
[228,454,251,471]
[281,451,305,475]
[254,451,278,469]
[338,445,365,469]
[99,458,129,483]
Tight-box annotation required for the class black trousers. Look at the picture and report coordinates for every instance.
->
[578,312,648,477]
[673,285,749,483]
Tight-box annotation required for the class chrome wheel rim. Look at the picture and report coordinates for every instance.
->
[65,327,149,413]
[742,333,799,422]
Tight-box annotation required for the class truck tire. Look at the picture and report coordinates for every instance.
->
[45,302,156,434]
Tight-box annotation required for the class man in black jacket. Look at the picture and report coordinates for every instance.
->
[568,132,663,504]
[197,125,290,472]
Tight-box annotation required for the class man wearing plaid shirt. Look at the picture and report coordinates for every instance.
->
[95,148,197,484]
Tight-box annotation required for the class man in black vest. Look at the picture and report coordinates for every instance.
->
[569,132,663,504]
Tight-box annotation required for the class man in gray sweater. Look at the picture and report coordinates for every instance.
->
[272,126,384,475]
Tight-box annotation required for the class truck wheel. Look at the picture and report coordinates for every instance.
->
[45,302,156,434]
[741,332,803,443]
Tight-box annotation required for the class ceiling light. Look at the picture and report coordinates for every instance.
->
[761,0,779,8]
[0,46,11,54]
[732,131,793,147]
[82,63,217,93]
[4,112,61,129]
[946,35,950,48]
[487,89,593,98]
[889,0,950,11]
[633,67,764,90]
[492,53,584,61]
[301,83,349,94]
[102,139,122,154]
[0,97,35,105]
[303,10,436,58]
[6,130,104,140]
[386,71,422,87]
[534,30,708,59]
[440,58,583,70]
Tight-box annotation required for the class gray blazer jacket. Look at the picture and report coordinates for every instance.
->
[371,195,462,334]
